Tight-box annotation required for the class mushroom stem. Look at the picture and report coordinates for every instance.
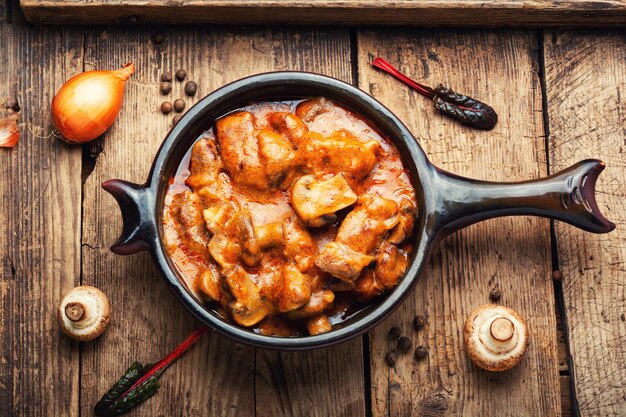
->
[65,302,86,322]
[464,304,528,372]
[489,317,514,342]
[58,286,110,341]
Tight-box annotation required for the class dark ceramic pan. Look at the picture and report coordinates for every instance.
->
[103,72,615,350]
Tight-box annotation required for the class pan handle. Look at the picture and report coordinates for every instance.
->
[430,159,615,237]
[102,179,156,255]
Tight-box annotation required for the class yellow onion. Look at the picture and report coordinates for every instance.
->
[0,114,20,148]
[52,62,135,144]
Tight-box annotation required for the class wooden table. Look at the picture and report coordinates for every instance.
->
[1,0,624,415]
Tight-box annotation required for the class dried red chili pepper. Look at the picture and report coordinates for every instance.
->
[371,57,498,130]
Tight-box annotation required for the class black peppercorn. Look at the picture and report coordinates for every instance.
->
[160,82,172,95]
[388,326,401,340]
[385,350,397,367]
[152,33,165,44]
[173,99,186,113]
[161,72,172,82]
[489,288,502,302]
[397,336,412,352]
[160,101,172,115]
[175,69,187,81]
[172,114,182,125]
[184,81,198,96]
[413,315,427,331]
[414,345,428,361]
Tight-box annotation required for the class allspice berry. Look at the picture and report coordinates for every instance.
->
[173,99,186,113]
[385,350,397,367]
[397,336,412,352]
[184,81,198,96]
[160,101,172,115]
[160,82,172,95]
[172,114,182,125]
[414,345,428,361]
[413,315,427,331]
[161,71,172,82]
[388,326,401,340]
[489,288,502,302]
[175,69,187,81]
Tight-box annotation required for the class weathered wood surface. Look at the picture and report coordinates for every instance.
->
[20,0,626,27]
[80,26,366,416]
[0,1,83,416]
[358,30,561,416]
[545,31,626,417]
[3,0,626,413]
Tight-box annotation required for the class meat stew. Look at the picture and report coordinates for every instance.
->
[162,98,417,336]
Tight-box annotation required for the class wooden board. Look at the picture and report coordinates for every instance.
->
[79,26,366,417]
[0,1,83,416]
[3,0,625,413]
[20,0,626,27]
[357,30,561,416]
[544,30,626,417]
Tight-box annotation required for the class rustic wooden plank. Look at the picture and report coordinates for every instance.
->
[79,27,362,416]
[358,30,561,416]
[0,1,83,416]
[247,29,368,417]
[545,31,626,417]
[20,0,626,27]
[255,344,367,417]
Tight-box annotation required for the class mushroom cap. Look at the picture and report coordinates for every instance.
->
[464,304,528,372]
[57,286,110,341]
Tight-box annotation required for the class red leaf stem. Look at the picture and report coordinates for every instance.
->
[371,58,436,100]
[120,326,209,398]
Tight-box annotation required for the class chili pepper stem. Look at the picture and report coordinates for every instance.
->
[119,326,208,398]
[371,58,436,99]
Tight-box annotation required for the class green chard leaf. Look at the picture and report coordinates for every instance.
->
[104,376,161,416]
[93,328,208,417]
[432,84,498,130]
[94,362,160,417]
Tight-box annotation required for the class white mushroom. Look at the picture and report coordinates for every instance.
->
[290,173,357,227]
[57,286,110,341]
[464,304,528,371]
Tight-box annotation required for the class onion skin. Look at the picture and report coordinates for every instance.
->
[52,63,135,144]
[0,114,20,148]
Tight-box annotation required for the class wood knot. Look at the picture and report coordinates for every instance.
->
[420,394,448,417]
